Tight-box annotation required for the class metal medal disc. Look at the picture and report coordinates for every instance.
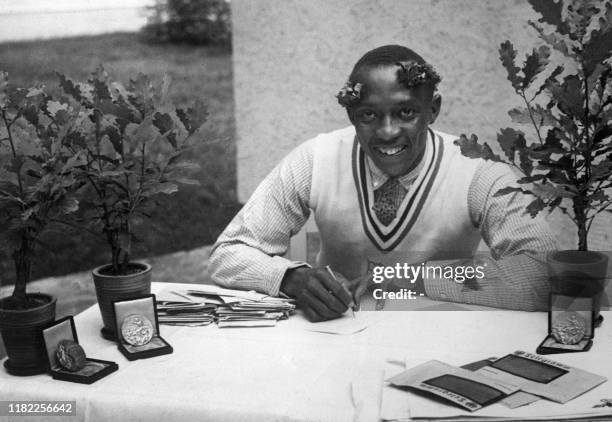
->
[56,339,86,372]
[551,311,587,345]
[121,314,154,346]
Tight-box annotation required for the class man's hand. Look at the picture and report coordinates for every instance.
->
[346,272,375,307]
[281,267,353,322]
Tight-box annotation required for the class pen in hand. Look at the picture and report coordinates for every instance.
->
[325,265,356,318]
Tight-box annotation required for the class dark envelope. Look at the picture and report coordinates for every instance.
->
[476,351,607,404]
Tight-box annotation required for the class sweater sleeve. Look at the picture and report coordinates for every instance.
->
[208,141,314,296]
[423,160,558,311]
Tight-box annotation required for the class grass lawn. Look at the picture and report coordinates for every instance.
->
[0,32,241,282]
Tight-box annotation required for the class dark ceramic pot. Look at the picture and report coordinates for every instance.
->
[547,250,609,326]
[92,262,152,340]
[0,293,56,376]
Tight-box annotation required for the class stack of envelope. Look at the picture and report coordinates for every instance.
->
[378,351,610,421]
[156,300,217,326]
[215,296,296,327]
[156,285,295,328]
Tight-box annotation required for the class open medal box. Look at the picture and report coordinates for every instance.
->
[112,294,173,361]
[537,293,595,355]
[42,316,118,384]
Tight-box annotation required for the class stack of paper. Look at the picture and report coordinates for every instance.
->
[157,301,217,326]
[156,286,295,328]
[211,294,295,328]
[380,351,611,421]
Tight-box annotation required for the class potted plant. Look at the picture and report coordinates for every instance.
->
[455,0,612,319]
[58,67,207,339]
[0,72,80,375]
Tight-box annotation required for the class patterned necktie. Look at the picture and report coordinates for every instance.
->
[373,178,407,226]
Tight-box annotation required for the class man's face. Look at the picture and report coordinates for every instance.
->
[350,65,441,177]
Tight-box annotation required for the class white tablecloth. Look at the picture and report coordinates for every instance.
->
[1,282,612,422]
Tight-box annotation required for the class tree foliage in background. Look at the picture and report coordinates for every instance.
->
[455,0,612,251]
[142,0,231,46]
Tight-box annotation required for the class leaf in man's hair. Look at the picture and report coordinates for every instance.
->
[522,46,550,90]
[499,41,522,91]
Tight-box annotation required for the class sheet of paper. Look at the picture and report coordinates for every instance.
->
[387,360,519,412]
[186,285,272,302]
[404,388,612,421]
[282,311,384,335]
[156,289,197,303]
[460,357,541,409]
[380,361,412,421]
[475,350,607,404]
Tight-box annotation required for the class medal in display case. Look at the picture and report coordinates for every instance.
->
[537,293,595,355]
[42,316,118,384]
[112,294,173,360]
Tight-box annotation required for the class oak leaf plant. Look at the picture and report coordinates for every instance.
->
[455,0,612,252]
[57,66,207,276]
[0,73,80,309]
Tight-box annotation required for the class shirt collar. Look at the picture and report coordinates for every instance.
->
[366,132,430,190]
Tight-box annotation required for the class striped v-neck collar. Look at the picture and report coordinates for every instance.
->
[352,129,444,251]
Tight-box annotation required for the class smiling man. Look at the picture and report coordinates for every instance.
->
[209,45,557,321]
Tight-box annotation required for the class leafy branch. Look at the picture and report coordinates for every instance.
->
[455,0,612,251]
[0,73,80,306]
[58,67,208,275]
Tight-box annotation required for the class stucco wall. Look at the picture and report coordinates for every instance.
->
[232,0,541,201]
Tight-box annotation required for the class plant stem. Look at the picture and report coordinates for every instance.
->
[520,91,544,145]
[11,237,32,302]
[2,110,24,197]
[573,196,589,251]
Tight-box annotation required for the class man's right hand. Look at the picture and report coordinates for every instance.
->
[280,267,353,322]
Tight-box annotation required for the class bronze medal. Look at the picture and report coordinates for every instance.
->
[56,339,87,371]
[121,314,154,346]
[552,311,586,345]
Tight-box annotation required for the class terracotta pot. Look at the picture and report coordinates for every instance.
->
[547,250,609,325]
[92,262,152,340]
[0,293,57,376]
